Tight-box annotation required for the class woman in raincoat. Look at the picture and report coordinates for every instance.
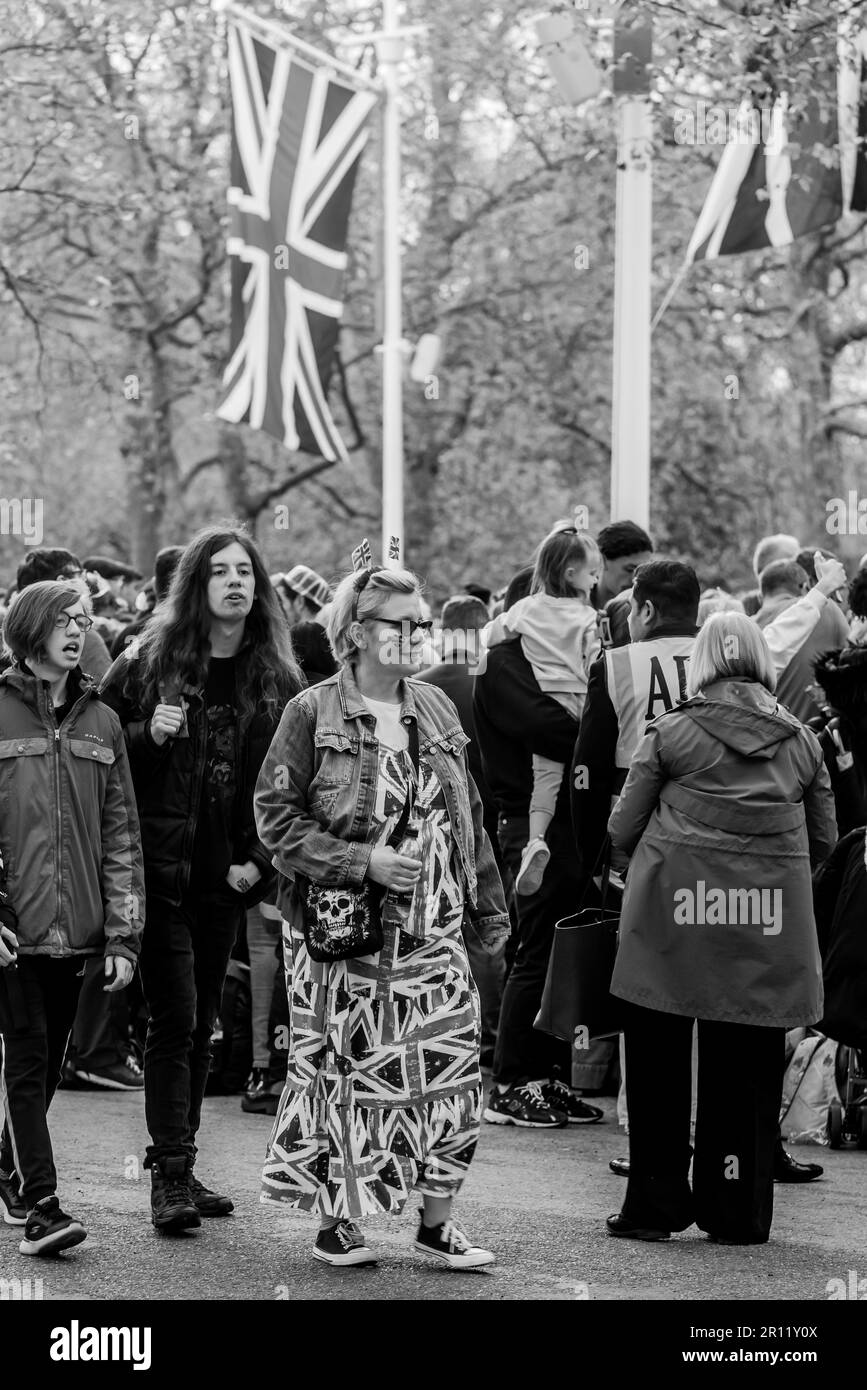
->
[605,613,836,1246]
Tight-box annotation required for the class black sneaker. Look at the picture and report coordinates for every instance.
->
[542,1079,604,1124]
[71,1056,144,1091]
[312,1220,376,1267]
[0,1169,27,1226]
[19,1196,87,1256]
[484,1080,567,1128]
[149,1156,201,1232]
[188,1173,234,1217]
[414,1210,496,1269]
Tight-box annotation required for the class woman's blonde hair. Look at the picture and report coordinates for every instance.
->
[687,612,776,697]
[327,566,422,664]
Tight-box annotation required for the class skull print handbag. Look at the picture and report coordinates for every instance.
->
[301,719,419,962]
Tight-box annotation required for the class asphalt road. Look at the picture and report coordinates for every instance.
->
[1,1089,864,1303]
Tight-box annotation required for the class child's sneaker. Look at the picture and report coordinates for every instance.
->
[0,1169,26,1226]
[414,1210,496,1269]
[312,1220,376,1267]
[19,1196,87,1256]
[515,837,550,896]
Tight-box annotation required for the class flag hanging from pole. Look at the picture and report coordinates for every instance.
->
[686,27,867,263]
[218,14,378,461]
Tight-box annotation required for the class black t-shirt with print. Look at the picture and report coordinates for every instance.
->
[191,655,240,889]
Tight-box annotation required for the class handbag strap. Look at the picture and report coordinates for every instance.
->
[580,837,613,914]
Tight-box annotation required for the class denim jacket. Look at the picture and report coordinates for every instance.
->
[254,664,510,954]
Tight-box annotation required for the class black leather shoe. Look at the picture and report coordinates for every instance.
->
[606,1213,670,1242]
[774,1149,823,1183]
[241,1067,282,1116]
[609,1157,630,1177]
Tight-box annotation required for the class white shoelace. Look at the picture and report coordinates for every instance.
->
[439,1220,470,1253]
[517,1080,546,1104]
[336,1221,362,1249]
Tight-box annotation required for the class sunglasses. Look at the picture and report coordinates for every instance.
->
[365,617,433,635]
[351,568,431,635]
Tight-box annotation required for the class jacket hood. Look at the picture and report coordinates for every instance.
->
[679,679,800,759]
[813,645,867,721]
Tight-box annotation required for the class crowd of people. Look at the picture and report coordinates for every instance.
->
[0,517,865,1269]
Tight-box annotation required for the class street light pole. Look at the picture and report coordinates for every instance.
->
[610,91,652,529]
[375,0,406,568]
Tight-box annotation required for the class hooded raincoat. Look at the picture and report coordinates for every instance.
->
[608,679,837,1028]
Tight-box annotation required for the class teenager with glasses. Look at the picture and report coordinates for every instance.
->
[0,582,144,1254]
[255,565,510,1268]
[100,526,304,1234]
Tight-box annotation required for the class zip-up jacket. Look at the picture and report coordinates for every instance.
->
[100,648,299,908]
[254,664,510,956]
[0,666,144,960]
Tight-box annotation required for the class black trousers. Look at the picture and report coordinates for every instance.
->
[0,956,85,1207]
[621,1001,785,1242]
[492,814,575,1087]
[68,955,135,1070]
[139,887,243,1163]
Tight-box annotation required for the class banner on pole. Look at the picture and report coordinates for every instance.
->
[218,13,379,461]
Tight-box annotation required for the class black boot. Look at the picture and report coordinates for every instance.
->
[241,1067,281,1115]
[188,1171,234,1217]
[149,1155,201,1232]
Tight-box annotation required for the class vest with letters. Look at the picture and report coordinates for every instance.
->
[605,635,696,770]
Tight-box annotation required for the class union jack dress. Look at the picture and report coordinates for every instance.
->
[261,745,483,1218]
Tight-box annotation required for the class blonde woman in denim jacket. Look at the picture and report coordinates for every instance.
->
[255,566,510,1269]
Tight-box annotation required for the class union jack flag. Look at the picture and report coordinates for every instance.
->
[218,18,378,461]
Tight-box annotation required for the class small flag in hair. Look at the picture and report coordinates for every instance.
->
[388,535,401,562]
[351,538,372,571]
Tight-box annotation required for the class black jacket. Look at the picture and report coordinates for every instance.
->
[812,827,867,1050]
[100,650,300,908]
[472,640,578,826]
[812,646,867,836]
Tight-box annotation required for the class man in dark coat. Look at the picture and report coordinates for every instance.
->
[419,594,505,1067]
[473,571,603,1129]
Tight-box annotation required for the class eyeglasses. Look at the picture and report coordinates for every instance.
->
[53,612,94,632]
[364,617,433,635]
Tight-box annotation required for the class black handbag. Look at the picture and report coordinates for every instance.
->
[301,718,419,963]
[534,841,624,1044]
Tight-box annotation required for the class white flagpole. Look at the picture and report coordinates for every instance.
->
[610,92,652,530]
[375,0,405,569]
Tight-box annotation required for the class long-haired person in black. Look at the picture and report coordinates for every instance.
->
[101,525,304,1233]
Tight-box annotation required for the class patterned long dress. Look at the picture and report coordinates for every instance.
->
[261,743,483,1219]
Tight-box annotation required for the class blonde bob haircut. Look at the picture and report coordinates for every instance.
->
[327,566,423,665]
[687,612,776,698]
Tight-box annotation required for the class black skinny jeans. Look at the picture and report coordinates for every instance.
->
[139,887,243,1164]
[0,956,85,1207]
[492,814,576,1087]
[621,1001,785,1242]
